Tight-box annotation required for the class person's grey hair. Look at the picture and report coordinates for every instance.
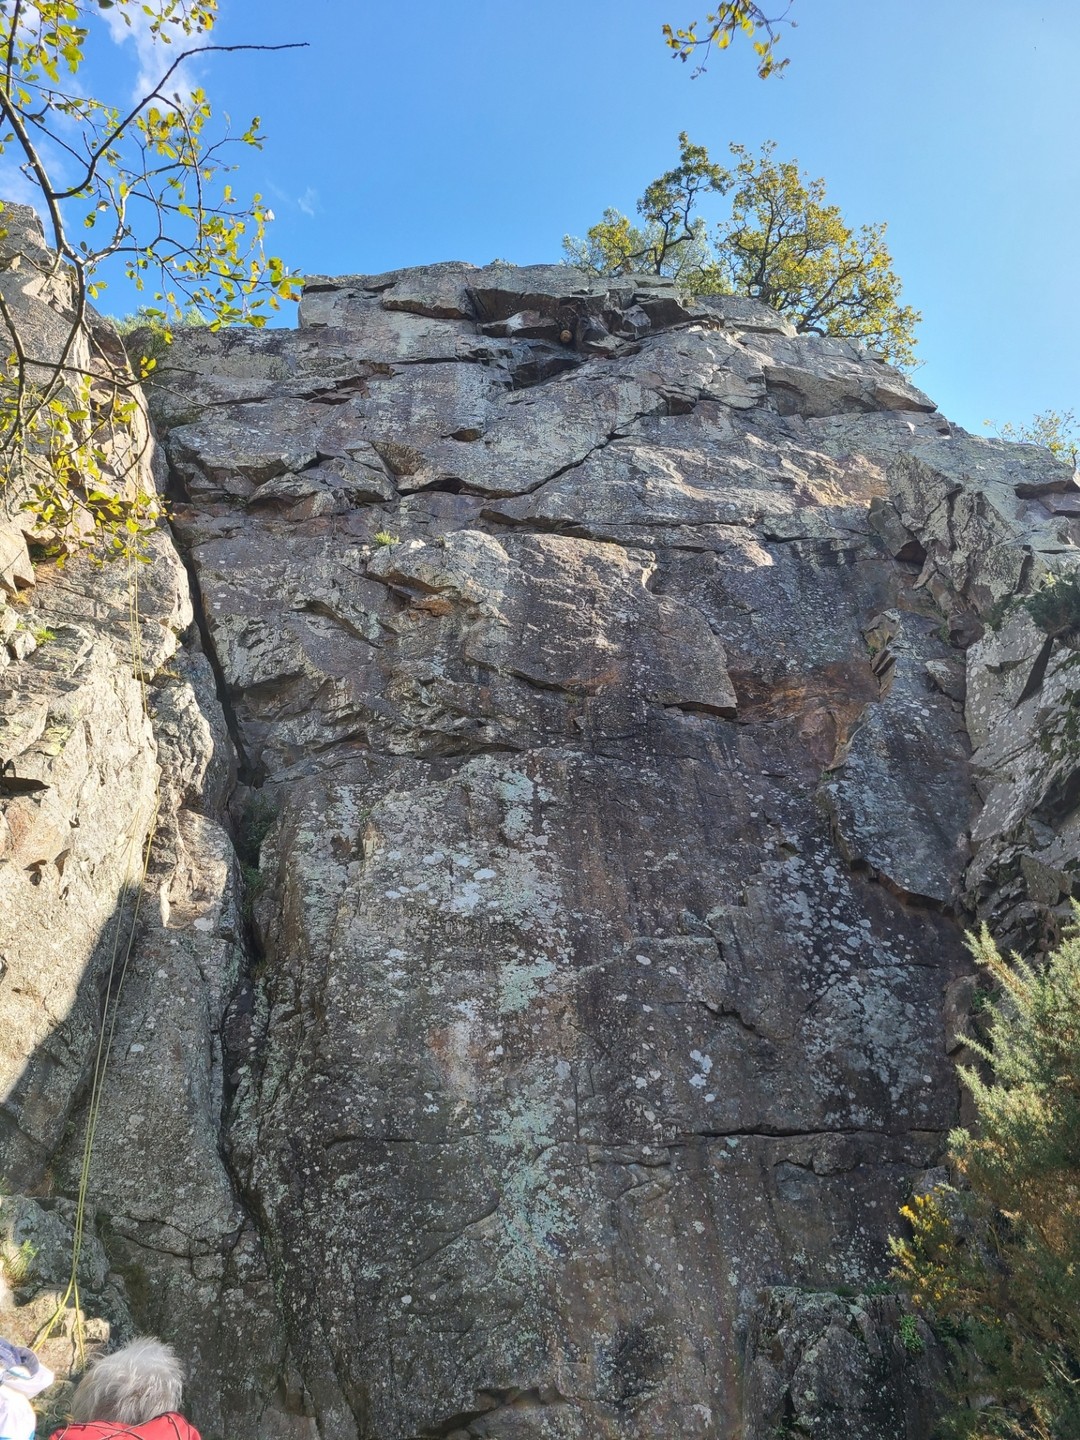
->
[70,1339,184,1425]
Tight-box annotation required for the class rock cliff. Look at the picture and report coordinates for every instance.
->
[1,209,1078,1439]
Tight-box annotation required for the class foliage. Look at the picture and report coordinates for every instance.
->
[112,305,211,336]
[984,411,1080,466]
[1,1236,36,1286]
[898,1311,925,1354]
[236,792,274,920]
[890,914,1080,1438]
[0,0,303,559]
[1024,571,1080,642]
[563,136,920,365]
[663,3,795,79]
[373,530,400,547]
[240,861,265,920]
[715,142,919,365]
[563,132,725,285]
[236,791,276,867]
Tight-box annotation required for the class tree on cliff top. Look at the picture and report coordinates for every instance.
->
[984,411,1080,466]
[564,133,728,287]
[890,915,1080,1438]
[0,0,302,558]
[563,135,920,366]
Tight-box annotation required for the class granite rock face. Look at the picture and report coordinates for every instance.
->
[741,1287,944,1440]
[0,206,298,1440]
[2,246,1079,1440]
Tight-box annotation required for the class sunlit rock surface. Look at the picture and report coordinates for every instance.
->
[2,238,1080,1439]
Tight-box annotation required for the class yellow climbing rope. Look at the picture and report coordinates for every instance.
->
[33,790,161,1365]
[33,791,160,1359]
[32,452,161,1364]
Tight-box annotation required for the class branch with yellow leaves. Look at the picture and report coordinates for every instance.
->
[0,0,306,561]
[662,2,795,79]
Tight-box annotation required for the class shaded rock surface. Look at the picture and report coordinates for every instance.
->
[0,249,1078,1439]
[0,207,301,1440]
[742,1287,945,1439]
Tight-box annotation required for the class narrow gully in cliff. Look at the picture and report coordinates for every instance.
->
[161,468,283,1236]
[165,521,262,787]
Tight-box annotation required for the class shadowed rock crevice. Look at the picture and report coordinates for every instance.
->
[168,513,262,787]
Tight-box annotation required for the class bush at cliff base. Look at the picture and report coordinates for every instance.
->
[890,910,1080,1439]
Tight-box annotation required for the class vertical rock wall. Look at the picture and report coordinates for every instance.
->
[0,205,298,1439]
[1,228,1079,1440]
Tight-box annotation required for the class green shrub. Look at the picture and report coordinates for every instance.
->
[1025,571,1080,640]
[891,911,1080,1437]
[240,863,266,921]
[236,793,277,867]
[898,1312,925,1354]
[1,1238,36,1286]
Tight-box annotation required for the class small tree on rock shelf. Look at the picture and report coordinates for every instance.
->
[983,411,1080,467]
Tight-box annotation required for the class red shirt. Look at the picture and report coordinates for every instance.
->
[50,1416,201,1440]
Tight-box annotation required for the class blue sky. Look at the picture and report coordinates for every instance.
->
[64,2,1080,432]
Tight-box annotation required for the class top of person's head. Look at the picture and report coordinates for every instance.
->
[69,1340,184,1427]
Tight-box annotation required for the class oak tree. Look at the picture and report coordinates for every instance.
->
[562,133,725,285]
[563,135,920,366]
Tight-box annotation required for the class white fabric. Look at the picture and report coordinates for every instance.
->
[0,1384,38,1440]
[2,1364,53,1400]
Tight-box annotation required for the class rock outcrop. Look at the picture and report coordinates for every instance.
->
[1,222,1079,1439]
[0,204,294,1439]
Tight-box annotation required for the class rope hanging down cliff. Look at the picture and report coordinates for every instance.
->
[34,790,161,1365]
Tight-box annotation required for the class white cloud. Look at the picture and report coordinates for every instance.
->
[102,7,205,106]
[15,4,42,39]
[297,187,317,218]
[0,161,45,213]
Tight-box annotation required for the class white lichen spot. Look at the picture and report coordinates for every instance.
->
[498,956,555,1014]
[449,881,482,914]
[496,769,536,840]
[689,1050,714,1092]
